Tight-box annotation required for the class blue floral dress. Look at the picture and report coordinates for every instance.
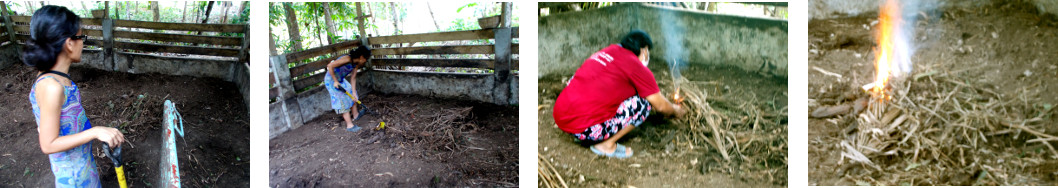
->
[29,75,101,188]
[324,58,357,114]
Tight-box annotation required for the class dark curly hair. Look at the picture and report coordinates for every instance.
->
[21,5,81,71]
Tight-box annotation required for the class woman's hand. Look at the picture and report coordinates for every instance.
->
[91,127,125,148]
[672,104,688,118]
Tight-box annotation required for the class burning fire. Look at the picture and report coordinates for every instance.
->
[869,0,903,101]
[673,87,683,104]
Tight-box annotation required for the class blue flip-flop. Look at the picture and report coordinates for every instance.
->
[591,144,633,158]
[346,126,362,132]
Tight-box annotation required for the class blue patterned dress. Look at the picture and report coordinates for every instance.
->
[29,75,101,188]
[324,59,357,114]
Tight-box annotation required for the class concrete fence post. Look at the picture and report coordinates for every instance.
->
[492,28,512,105]
[269,55,304,130]
[102,6,115,71]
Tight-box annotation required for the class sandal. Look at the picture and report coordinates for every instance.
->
[590,143,633,158]
[346,126,362,132]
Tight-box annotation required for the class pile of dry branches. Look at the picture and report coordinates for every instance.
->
[840,72,1057,185]
[671,76,789,185]
[369,97,475,153]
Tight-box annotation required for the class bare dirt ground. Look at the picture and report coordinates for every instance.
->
[808,1,1058,186]
[539,63,788,187]
[269,94,518,187]
[0,64,249,187]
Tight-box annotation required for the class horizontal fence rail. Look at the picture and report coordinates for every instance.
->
[274,27,519,94]
[7,14,248,61]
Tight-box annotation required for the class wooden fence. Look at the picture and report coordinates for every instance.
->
[0,5,249,63]
[269,27,520,102]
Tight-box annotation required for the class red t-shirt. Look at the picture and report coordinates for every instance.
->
[553,44,661,134]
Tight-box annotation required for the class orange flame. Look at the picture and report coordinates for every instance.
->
[871,0,901,101]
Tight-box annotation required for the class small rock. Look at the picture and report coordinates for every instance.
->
[991,32,998,39]
[1024,70,1033,77]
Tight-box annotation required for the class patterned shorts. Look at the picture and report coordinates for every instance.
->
[572,95,651,141]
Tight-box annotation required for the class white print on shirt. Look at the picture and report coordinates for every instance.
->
[590,51,614,66]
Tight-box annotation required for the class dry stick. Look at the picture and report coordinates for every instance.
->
[538,154,569,188]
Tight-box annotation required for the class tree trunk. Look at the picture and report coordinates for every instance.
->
[367,3,379,36]
[355,2,366,38]
[221,1,232,24]
[314,3,324,46]
[181,1,187,22]
[151,1,160,22]
[323,3,336,44]
[389,2,399,35]
[193,2,199,23]
[283,2,303,51]
[80,1,89,16]
[201,1,215,24]
[195,1,215,36]
[707,2,717,12]
[426,2,441,31]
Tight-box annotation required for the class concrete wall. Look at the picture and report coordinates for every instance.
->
[269,70,519,139]
[76,50,238,79]
[0,46,250,109]
[365,70,518,105]
[539,3,788,78]
[72,50,250,107]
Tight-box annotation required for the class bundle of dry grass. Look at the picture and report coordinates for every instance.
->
[840,71,1057,185]
[671,76,789,185]
[538,153,569,188]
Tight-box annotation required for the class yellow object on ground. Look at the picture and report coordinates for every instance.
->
[376,122,386,130]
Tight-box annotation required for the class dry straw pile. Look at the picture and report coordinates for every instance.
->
[840,68,1057,185]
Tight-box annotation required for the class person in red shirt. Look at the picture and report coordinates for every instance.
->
[553,30,686,158]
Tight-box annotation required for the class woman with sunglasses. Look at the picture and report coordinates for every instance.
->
[25,5,124,187]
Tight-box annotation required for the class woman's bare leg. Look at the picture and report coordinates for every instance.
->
[593,125,635,155]
[351,104,359,119]
[341,112,354,128]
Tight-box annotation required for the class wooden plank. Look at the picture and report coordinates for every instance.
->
[1,16,95,24]
[368,29,495,44]
[84,29,102,37]
[83,39,102,46]
[513,60,519,70]
[512,44,519,54]
[293,73,325,91]
[371,58,493,69]
[81,18,102,26]
[284,40,361,63]
[115,41,240,57]
[289,55,341,77]
[373,45,494,55]
[512,27,519,38]
[114,19,245,33]
[12,25,25,33]
[114,30,242,46]
[9,15,28,23]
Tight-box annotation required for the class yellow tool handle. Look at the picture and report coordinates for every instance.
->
[116,166,127,188]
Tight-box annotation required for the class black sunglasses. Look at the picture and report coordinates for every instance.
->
[70,34,87,40]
